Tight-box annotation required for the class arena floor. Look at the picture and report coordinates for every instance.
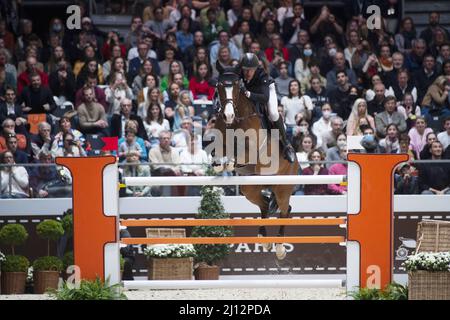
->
[0,288,346,300]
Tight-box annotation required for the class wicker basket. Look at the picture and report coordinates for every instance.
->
[416,220,450,253]
[408,271,450,300]
[148,257,193,280]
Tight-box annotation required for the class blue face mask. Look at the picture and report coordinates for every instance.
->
[303,49,313,57]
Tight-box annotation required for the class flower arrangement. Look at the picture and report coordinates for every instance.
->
[143,244,196,259]
[404,252,450,272]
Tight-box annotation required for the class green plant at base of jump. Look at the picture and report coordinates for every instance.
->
[1,255,30,272]
[0,223,28,256]
[36,220,65,256]
[48,277,127,300]
[120,256,125,271]
[32,256,64,272]
[191,183,233,266]
[349,283,408,300]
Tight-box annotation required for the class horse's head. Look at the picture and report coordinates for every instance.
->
[216,62,241,125]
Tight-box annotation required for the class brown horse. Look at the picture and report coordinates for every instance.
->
[210,64,300,259]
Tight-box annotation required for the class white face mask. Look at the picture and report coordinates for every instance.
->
[329,48,337,57]
[322,110,332,119]
[337,140,347,149]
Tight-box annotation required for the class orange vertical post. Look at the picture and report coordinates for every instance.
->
[56,156,117,281]
[347,153,409,289]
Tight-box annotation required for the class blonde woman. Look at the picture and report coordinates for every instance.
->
[346,98,375,136]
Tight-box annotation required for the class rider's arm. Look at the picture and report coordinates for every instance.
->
[247,83,270,104]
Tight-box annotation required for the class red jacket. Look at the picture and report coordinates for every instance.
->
[189,77,215,100]
[264,47,289,63]
[17,70,49,96]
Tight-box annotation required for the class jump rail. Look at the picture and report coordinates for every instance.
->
[121,236,346,245]
[123,175,346,186]
[120,218,347,227]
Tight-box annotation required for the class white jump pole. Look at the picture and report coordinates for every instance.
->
[124,175,346,187]
[123,279,344,290]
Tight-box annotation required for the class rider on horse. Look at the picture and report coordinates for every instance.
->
[239,53,296,163]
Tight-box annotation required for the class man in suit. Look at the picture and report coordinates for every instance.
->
[110,98,148,140]
[19,73,55,115]
[128,41,160,83]
[375,96,407,138]
[0,87,27,134]
[282,2,310,45]
[414,54,439,104]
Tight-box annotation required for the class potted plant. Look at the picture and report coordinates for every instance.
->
[191,184,233,280]
[143,244,196,280]
[32,219,65,294]
[404,251,450,300]
[0,223,29,294]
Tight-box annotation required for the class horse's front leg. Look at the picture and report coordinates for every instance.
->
[273,187,293,260]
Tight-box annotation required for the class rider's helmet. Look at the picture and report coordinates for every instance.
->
[240,53,260,69]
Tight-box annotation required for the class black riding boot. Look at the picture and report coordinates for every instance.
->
[273,117,296,163]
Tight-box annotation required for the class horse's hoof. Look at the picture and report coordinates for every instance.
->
[213,164,224,173]
[275,243,286,260]
[258,234,272,251]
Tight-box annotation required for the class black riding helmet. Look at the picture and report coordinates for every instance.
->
[240,53,260,69]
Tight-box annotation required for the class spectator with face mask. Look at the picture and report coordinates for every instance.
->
[312,103,332,142]
[294,43,315,84]
[325,132,346,168]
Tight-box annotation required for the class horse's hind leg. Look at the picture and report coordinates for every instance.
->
[240,185,271,251]
[272,185,294,260]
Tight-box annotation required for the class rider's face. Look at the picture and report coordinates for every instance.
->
[243,68,256,81]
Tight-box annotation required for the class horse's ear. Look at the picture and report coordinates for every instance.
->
[233,64,241,75]
[216,60,224,75]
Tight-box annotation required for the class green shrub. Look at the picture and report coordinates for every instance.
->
[61,211,73,238]
[36,220,64,256]
[0,224,28,255]
[349,283,408,300]
[36,220,64,241]
[191,185,233,266]
[62,251,74,270]
[32,256,64,272]
[1,255,30,272]
[49,277,127,300]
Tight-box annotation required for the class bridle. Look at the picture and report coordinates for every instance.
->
[216,73,260,124]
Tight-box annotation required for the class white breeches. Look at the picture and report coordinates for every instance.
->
[268,82,279,122]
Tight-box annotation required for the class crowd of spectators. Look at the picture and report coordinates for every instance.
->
[0,0,449,198]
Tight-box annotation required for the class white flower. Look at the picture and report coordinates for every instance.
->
[403,251,450,272]
[0,251,5,262]
[144,243,196,258]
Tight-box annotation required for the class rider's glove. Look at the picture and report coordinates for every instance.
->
[244,91,251,98]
